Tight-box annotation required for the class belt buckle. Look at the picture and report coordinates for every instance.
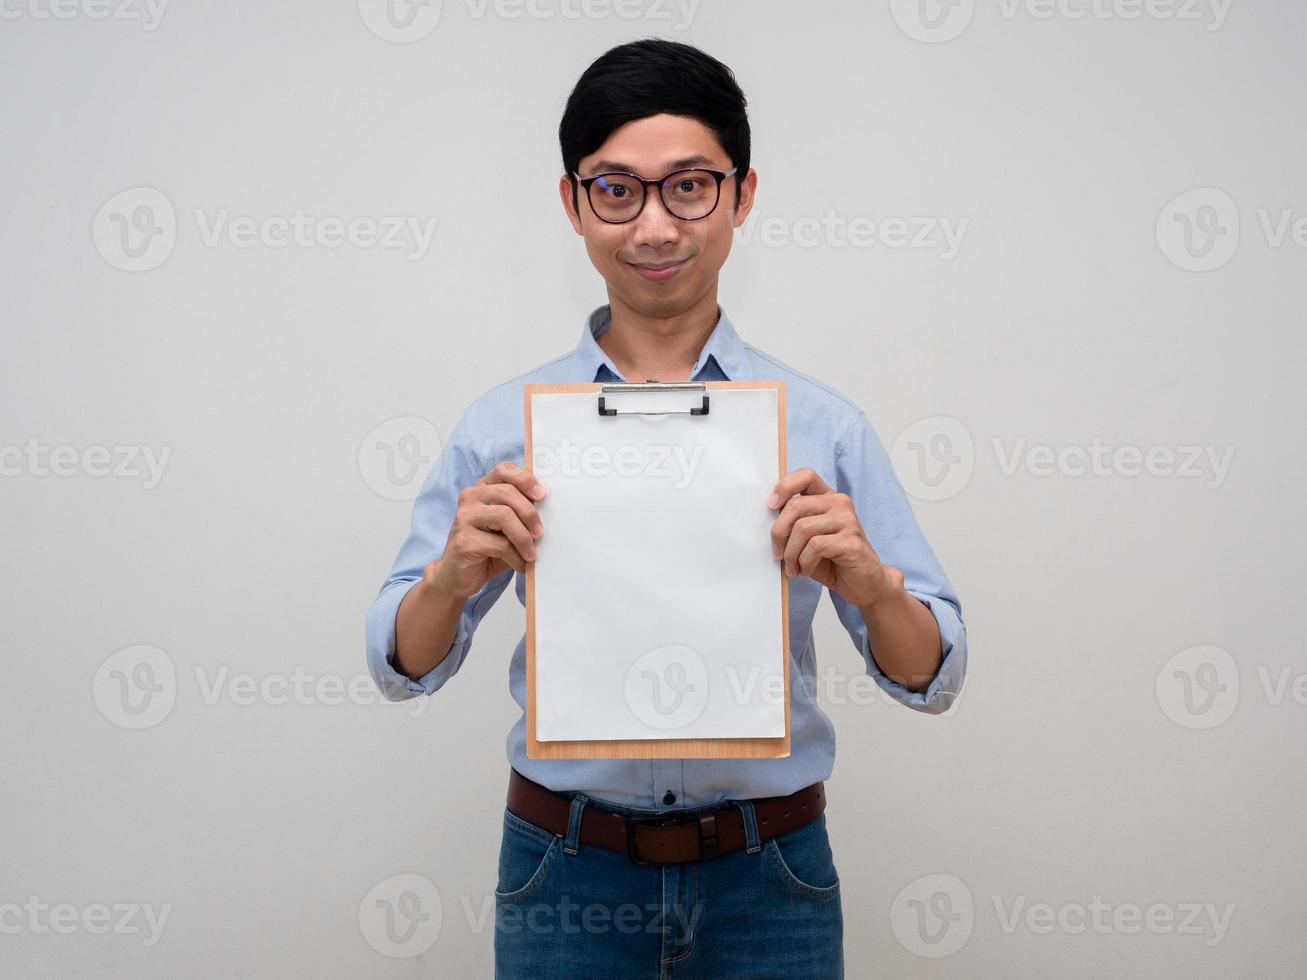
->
[624,813,721,865]
[624,814,686,866]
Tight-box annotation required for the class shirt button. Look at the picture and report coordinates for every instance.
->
[663,791,676,805]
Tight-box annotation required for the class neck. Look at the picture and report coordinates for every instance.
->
[598,288,721,383]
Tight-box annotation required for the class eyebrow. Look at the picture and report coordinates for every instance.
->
[583,154,721,176]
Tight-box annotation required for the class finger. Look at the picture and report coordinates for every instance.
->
[797,531,858,578]
[469,528,526,574]
[473,482,545,538]
[468,502,538,562]
[767,467,833,509]
[447,526,525,576]
[770,494,838,558]
[783,515,844,575]
[480,460,548,502]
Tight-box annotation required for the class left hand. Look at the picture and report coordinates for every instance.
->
[767,468,903,609]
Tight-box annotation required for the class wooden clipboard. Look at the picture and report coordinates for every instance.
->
[523,379,790,760]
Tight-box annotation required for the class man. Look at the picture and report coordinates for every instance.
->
[366,38,967,979]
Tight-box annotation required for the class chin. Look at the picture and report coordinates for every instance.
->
[639,292,697,320]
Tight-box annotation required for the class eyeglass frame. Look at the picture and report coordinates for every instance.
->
[571,166,739,224]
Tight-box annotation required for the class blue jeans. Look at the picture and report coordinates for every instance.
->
[493,787,844,979]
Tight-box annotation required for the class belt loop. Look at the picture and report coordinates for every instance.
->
[563,794,589,855]
[736,799,762,854]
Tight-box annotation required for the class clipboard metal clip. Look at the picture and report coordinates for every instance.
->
[597,381,710,418]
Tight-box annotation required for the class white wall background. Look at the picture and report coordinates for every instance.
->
[2,1,1304,976]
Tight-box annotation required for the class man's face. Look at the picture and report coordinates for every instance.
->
[560,113,756,319]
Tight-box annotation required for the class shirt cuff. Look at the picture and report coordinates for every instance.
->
[857,590,968,714]
[365,578,471,701]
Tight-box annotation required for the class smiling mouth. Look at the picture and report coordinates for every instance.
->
[629,257,690,281]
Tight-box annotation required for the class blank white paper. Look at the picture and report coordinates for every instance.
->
[530,385,787,741]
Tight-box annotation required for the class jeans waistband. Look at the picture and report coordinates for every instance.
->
[531,777,756,819]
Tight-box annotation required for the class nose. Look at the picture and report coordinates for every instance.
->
[629,183,681,252]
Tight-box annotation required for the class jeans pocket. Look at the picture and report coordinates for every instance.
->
[766,813,841,900]
[495,807,560,903]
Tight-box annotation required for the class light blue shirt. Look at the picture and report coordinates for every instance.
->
[366,304,967,808]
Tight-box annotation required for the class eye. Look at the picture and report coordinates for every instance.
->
[594,175,638,199]
[667,173,709,197]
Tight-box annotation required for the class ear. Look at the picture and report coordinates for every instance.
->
[559,174,585,235]
[730,168,758,229]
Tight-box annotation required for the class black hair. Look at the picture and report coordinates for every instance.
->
[559,39,750,211]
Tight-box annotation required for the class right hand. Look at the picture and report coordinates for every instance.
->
[427,461,547,600]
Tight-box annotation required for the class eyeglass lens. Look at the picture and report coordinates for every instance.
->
[588,170,722,222]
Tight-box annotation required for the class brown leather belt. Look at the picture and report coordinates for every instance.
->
[506,768,826,865]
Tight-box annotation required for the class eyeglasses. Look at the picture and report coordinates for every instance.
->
[572,167,738,224]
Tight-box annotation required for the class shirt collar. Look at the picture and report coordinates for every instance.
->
[574,304,750,382]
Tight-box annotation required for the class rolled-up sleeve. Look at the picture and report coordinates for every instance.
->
[826,410,968,714]
[365,409,514,701]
